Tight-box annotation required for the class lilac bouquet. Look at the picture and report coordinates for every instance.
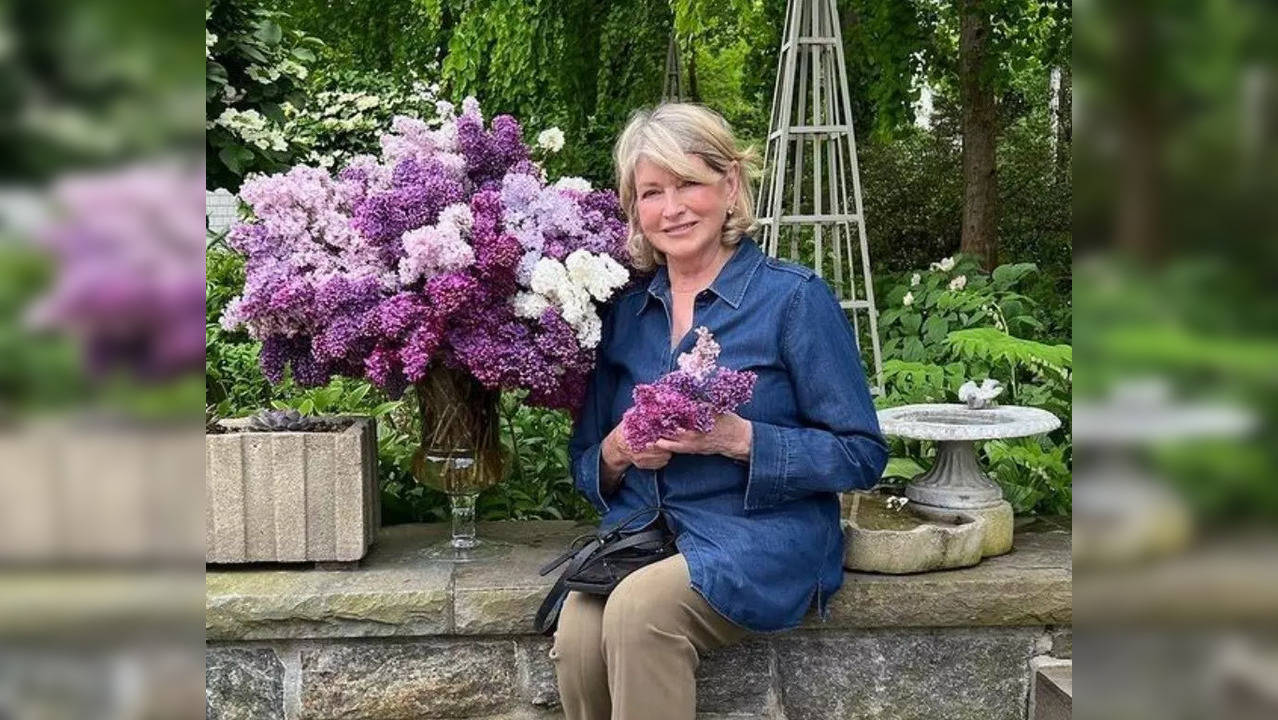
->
[27,162,207,380]
[220,98,633,413]
[621,327,757,449]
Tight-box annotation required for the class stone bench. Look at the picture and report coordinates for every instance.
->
[206,518,1072,720]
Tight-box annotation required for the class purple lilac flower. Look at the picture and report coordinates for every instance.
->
[25,162,207,381]
[222,99,633,407]
[350,157,463,245]
[621,328,757,450]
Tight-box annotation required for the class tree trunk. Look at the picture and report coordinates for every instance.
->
[959,0,998,270]
[1115,4,1161,257]
[1054,65,1072,179]
[687,36,701,102]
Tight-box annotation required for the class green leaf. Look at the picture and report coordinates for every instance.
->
[255,21,283,45]
[206,62,228,85]
[218,146,245,176]
[922,314,949,345]
[900,313,921,335]
[348,384,370,405]
[881,457,925,480]
[992,263,1037,290]
[902,337,926,362]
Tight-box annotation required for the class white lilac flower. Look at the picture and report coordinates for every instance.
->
[910,272,921,286]
[930,256,956,272]
[537,127,565,153]
[529,256,611,346]
[434,152,466,180]
[529,257,568,296]
[576,311,603,347]
[902,291,914,307]
[564,250,628,302]
[435,100,455,119]
[948,275,967,291]
[553,176,592,193]
[512,291,550,320]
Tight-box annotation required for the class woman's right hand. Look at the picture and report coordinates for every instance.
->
[603,424,672,472]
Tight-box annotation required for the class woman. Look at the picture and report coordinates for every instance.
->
[550,103,887,720]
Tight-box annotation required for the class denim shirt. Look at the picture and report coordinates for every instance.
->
[568,236,888,633]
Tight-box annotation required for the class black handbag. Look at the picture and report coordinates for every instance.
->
[534,506,677,636]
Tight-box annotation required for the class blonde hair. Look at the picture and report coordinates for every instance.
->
[613,103,758,271]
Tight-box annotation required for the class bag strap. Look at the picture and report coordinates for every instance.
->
[582,527,670,565]
[534,536,602,635]
[599,505,664,540]
[533,505,669,636]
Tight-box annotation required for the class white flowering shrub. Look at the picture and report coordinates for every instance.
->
[874,253,1072,515]
[206,0,325,188]
[281,69,445,172]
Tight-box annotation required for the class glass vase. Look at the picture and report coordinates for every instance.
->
[411,363,511,562]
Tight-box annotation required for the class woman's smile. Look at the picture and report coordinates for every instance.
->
[662,220,699,237]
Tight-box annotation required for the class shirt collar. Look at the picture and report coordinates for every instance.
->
[637,236,765,315]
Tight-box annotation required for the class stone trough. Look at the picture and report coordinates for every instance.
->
[842,492,985,574]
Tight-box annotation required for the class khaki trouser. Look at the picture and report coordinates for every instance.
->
[549,553,750,720]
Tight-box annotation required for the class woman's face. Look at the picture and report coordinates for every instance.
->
[634,155,738,265]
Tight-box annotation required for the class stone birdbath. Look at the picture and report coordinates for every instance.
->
[877,399,1061,556]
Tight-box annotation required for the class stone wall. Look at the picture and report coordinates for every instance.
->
[207,519,1072,720]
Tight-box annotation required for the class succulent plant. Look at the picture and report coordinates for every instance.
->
[248,408,321,432]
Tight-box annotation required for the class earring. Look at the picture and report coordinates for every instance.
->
[727,207,735,217]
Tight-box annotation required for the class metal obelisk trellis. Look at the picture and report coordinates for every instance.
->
[662,35,685,102]
[756,0,883,393]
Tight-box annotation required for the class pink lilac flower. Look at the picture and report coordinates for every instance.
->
[621,328,757,450]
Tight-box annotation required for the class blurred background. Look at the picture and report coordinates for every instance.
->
[0,0,205,718]
[0,0,1274,716]
[1072,0,1278,717]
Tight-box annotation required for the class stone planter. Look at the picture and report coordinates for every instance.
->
[206,416,379,565]
[842,492,985,574]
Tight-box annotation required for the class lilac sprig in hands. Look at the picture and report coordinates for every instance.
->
[620,327,756,452]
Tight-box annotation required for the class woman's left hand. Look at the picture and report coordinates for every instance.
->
[653,413,752,463]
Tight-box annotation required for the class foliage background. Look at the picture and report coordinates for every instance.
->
[205,0,1074,523]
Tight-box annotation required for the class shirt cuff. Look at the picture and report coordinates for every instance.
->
[576,441,613,515]
[743,421,789,511]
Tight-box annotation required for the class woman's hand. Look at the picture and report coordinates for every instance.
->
[602,424,673,472]
[653,413,752,462]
